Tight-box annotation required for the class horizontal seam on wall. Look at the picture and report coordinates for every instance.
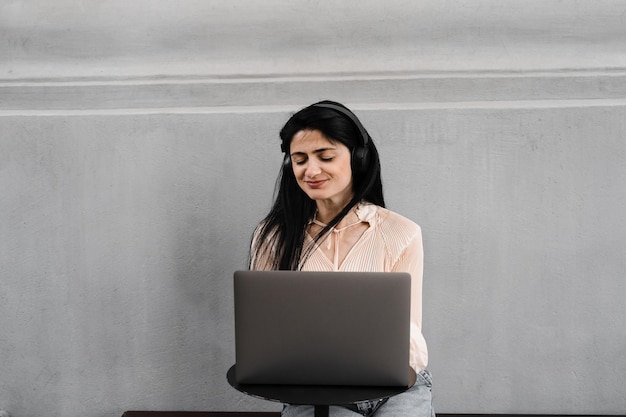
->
[2,99,626,117]
[2,69,626,113]
[2,67,626,86]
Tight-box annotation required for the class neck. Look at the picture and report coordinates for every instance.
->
[315,200,358,227]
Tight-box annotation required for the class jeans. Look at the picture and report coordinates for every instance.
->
[281,369,434,417]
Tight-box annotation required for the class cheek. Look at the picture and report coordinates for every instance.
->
[291,166,307,183]
[342,163,354,183]
[291,165,302,178]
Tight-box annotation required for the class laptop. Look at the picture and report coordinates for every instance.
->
[233,270,411,387]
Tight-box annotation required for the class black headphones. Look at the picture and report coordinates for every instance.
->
[282,102,371,174]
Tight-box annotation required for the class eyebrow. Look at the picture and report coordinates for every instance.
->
[290,147,336,157]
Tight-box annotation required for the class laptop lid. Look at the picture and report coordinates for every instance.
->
[233,270,411,387]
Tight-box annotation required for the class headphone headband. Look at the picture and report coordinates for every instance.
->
[311,103,369,147]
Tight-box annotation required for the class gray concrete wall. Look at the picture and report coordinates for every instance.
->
[2,1,626,416]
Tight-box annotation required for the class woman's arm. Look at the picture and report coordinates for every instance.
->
[249,223,277,271]
[392,225,428,371]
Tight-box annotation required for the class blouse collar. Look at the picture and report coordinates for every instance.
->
[355,201,377,225]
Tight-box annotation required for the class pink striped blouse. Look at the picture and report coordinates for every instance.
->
[250,202,428,373]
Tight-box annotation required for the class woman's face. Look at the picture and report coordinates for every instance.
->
[288,129,354,207]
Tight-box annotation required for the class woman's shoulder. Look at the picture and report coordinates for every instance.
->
[360,203,422,241]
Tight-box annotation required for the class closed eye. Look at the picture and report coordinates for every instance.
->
[290,148,337,165]
[293,156,332,165]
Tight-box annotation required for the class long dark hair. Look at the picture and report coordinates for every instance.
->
[250,100,385,270]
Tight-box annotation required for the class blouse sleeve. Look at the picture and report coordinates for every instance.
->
[391,225,428,372]
[249,222,276,271]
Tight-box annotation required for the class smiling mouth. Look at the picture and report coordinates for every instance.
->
[306,180,327,189]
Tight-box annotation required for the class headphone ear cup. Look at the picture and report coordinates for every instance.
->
[352,146,370,174]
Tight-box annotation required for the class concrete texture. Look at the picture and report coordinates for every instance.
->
[2,0,626,78]
[1,1,626,417]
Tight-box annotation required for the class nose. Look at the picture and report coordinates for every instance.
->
[304,160,322,178]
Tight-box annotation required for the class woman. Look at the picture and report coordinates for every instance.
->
[249,100,434,417]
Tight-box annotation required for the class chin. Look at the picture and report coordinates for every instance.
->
[304,191,327,201]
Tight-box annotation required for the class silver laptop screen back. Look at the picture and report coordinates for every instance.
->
[234,270,411,386]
